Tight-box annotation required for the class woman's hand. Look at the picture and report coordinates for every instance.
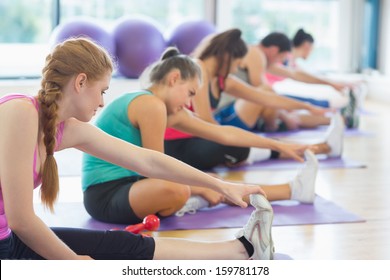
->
[274,142,308,162]
[198,188,224,207]
[307,105,332,116]
[217,180,266,208]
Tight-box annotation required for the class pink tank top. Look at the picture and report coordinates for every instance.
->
[165,104,194,140]
[0,94,65,239]
[266,54,296,86]
[265,72,285,86]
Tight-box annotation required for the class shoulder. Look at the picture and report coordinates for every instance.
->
[128,94,167,121]
[0,98,39,151]
[249,45,264,61]
[131,94,166,111]
[243,45,263,66]
[57,118,98,149]
[0,98,39,125]
[247,45,261,56]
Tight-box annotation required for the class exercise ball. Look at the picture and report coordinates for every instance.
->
[51,18,115,56]
[168,20,216,55]
[113,16,166,78]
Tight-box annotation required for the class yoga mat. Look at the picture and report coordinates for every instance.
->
[258,126,374,139]
[34,196,364,232]
[211,156,366,172]
[158,196,365,230]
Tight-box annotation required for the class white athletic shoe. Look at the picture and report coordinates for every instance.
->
[236,194,274,260]
[325,112,345,157]
[341,89,360,129]
[175,195,209,217]
[290,150,318,204]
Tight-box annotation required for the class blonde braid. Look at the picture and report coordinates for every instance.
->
[38,61,62,211]
[37,38,114,211]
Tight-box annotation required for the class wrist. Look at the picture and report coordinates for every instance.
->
[267,139,282,151]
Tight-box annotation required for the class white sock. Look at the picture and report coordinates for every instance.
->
[290,150,318,203]
[246,148,272,164]
[175,196,209,217]
[325,113,344,157]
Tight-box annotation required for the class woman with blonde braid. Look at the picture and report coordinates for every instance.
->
[0,37,275,260]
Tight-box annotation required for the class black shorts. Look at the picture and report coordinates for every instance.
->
[164,137,250,170]
[1,228,155,260]
[84,176,146,224]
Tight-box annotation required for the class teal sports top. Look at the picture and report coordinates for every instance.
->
[82,90,152,191]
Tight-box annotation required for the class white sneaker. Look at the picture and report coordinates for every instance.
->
[290,150,318,204]
[175,195,209,217]
[325,112,345,157]
[341,89,360,128]
[236,194,274,260]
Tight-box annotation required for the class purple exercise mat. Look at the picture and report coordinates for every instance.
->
[34,196,364,232]
[258,126,374,139]
[211,156,366,172]
[158,196,364,230]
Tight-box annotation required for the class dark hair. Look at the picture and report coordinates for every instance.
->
[198,28,248,79]
[146,47,201,85]
[292,28,314,47]
[261,32,291,53]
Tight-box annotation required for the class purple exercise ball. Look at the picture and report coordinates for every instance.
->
[113,16,166,78]
[168,20,216,55]
[51,18,115,57]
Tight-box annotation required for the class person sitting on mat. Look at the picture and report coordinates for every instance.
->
[164,29,344,167]
[0,37,276,260]
[265,29,351,95]
[225,30,359,131]
[82,46,333,226]
[264,29,361,128]
[176,28,331,134]
[179,29,333,132]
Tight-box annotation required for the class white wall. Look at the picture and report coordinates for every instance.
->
[378,0,390,76]
[339,0,365,72]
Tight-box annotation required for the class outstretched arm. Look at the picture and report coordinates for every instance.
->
[225,74,328,115]
[268,63,350,92]
[171,109,307,162]
[61,119,266,207]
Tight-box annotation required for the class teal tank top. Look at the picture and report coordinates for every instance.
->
[82,91,152,191]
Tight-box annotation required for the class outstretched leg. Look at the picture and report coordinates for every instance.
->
[177,150,319,217]
[154,194,274,260]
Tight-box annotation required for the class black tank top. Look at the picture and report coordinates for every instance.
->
[208,76,225,109]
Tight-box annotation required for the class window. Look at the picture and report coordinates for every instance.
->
[0,0,53,78]
[0,0,205,78]
[217,0,340,72]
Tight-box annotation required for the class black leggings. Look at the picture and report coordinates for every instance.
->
[0,228,155,260]
[164,137,250,170]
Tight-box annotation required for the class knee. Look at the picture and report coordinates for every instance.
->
[164,183,191,207]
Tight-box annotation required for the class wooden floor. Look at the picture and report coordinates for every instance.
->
[151,98,390,260]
